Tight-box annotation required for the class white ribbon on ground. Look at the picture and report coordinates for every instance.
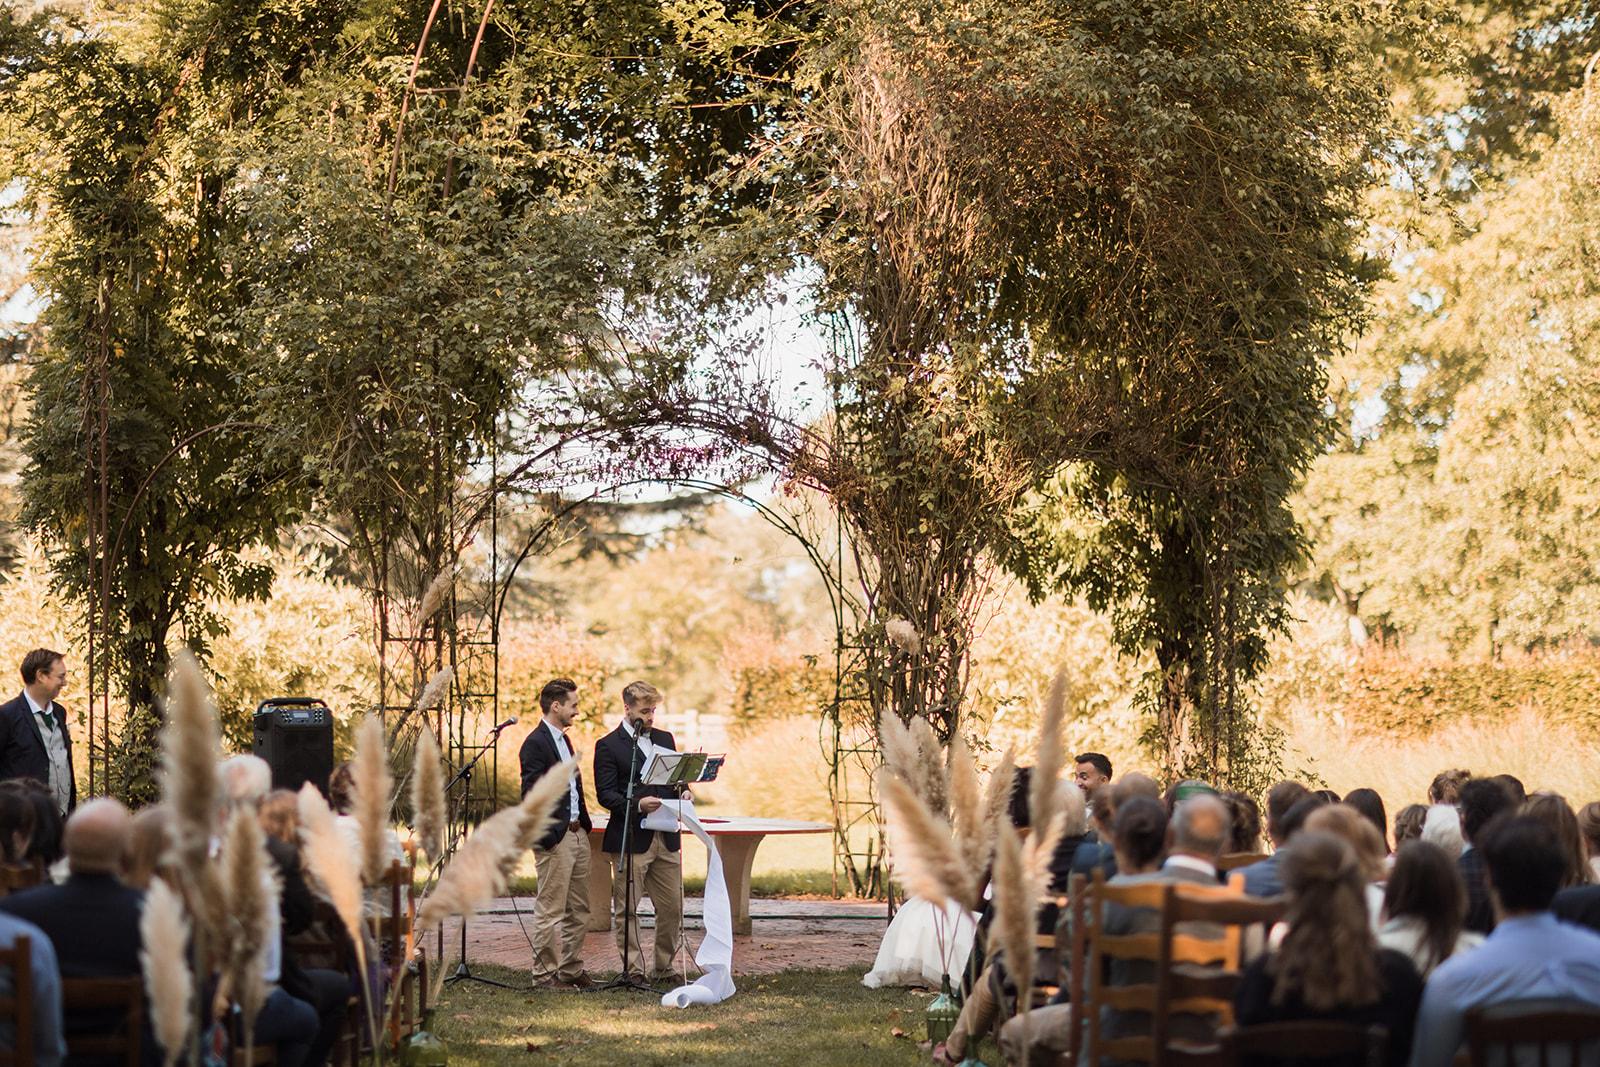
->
[643,799,737,1007]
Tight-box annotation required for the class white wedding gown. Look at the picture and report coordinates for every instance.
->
[861,897,978,989]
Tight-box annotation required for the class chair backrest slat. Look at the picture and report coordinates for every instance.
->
[1467,1001,1600,1067]
[62,975,143,1067]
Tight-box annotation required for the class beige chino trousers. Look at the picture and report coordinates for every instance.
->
[608,835,683,979]
[530,828,590,982]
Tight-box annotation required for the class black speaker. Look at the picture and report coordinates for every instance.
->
[252,697,335,795]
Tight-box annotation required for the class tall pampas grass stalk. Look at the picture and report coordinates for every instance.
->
[353,714,395,885]
[878,711,948,817]
[946,733,985,872]
[221,808,279,1065]
[141,878,194,1067]
[410,728,447,863]
[1028,668,1070,845]
[416,567,454,627]
[160,649,221,881]
[413,666,453,715]
[298,783,372,1042]
[880,773,976,910]
[992,822,1035,1066]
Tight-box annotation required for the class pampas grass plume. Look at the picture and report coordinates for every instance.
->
[1029,667,1070,846]
[410,728,447,861]
[417,568,454,626]
[417,759,575,931]
[947,732,985,872]
[413,666,453,714]
[885,617,922,655]
[161,649,221,872]
[353,714,395,884]
[993,822,1035,1064]
[881,773,976,909]
[141,878,194,1067]
[297,783,368,984]
[221,807,279,1045]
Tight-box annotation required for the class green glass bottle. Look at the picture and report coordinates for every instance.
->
[399,1009,448,1067]
[926,974,960,1045]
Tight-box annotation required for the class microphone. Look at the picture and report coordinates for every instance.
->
[490,717,517,732]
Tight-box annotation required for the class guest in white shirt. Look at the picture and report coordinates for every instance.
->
[1378,841,1483,978]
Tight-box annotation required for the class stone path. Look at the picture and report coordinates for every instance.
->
[436,896,890,978]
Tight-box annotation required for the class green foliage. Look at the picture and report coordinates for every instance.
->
[1336,651,1600,738]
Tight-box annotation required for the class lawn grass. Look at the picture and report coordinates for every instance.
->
[429,964,933,1066]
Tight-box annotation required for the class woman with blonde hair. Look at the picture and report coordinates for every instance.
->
[1305,803,1388,927]
[1234,832,1423,1067]
[122,804,177,890]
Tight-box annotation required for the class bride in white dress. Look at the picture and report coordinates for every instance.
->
[861,895,978,989]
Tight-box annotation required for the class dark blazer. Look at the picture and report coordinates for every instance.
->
[1553,885,1600,934]
[518,723,592,851]
[0,871,152,1065]
[1460,847,1495,935]
[593,723,680,854]
[0,692,76,811]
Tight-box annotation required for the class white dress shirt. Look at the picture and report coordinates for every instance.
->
[620,718,658,771]
[543,719,581,819]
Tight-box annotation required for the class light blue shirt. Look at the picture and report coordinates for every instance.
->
[0,910,64,1065]
[1409,912,1600,1067]
[1239,853,1283,898]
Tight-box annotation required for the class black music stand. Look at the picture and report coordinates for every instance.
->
[442,719,521,990]
[592,729,655,995]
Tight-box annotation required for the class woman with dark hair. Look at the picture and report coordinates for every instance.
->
[0,787,34,863]
[1521,793,1592,888]
[1222,790,1262,854]
[1,778,61,865]
[1378,841,1483,977]
[1234,832,1423,1067]
[1344,788,1389,853]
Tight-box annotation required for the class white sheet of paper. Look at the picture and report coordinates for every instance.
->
[657,801,737,1008]
[641,798,695,833]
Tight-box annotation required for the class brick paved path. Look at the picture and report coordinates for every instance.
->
[437,896,889,978]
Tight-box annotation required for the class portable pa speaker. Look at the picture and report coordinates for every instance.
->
[252,697,335,795]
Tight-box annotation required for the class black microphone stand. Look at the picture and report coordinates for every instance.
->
[593,727,654,994]
[443,719,520,990]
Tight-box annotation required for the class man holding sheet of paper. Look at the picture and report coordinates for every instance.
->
[592,680,687,981]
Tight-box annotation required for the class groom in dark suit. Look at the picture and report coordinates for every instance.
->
[518,678,594,987]
[593,680,684,981]
[0,649,75,815]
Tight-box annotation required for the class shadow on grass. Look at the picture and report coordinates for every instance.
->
[430,964,934,1066]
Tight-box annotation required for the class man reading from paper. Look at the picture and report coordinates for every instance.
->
[593,680,687,982]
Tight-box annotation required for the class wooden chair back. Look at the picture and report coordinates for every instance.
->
[1466,999,1600,1067]
[0,861,45,897]
[0,933,34,1066]
[1162,879,1286,1027]
[1218,852,1270,873]
[61,975,143,1067]
[1085,870,1175,1067]
[1066,873,1091,1067]
[1168,1022,1388,1067]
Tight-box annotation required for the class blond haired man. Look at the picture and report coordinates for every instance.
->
[592,680,685,982]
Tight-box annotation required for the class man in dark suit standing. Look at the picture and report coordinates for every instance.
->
[593,680,684,982]
[519,678,594,988]
[0,649,75,816]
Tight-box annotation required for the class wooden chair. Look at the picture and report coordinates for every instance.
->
[1218,852,1270,874]
[0,933,34,1066]
[1083,872,1253,1067]
[1466,999,1600,1067]
[61,975,143,1067]
[0,860,45,897]
[1161,882,1287,1030]
[1168,1022,1388,1067]
[1064,872,1091,1067]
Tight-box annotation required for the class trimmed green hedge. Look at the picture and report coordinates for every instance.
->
[1341,652,1600,737]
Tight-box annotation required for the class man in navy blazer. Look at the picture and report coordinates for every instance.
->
[518,678,594,987]
[592,680,684,981]
[0,649,75,816]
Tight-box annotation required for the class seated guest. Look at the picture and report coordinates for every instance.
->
[1344,788,1389,854]
[1222,790,1263,855]
[1235,832,1422,1067]
[1579,802,1600,884]
[1072,773,1162,883]
[0,798,146,1064]
[121,805,175,891]
[1421,804,1464,860]
[1314,788,1342,804]
[1490,774,1526,807]
[1074,752,1113,807]
[1378,841,1482,977]
[1046,778,1093,894]
[1429,769,1470,806]
[960,795,1170,1066]
[1456,778,1517,934]
[1521,793,1592,889]
[327,762,403,870]
[1,779,61,866]
[1238,784,1326,898]
[1410,816,1600,1067]
[1305,804,1388,927]
[0,787,34,863]
[0,906,64,1064]
[1393,804,1427,851]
